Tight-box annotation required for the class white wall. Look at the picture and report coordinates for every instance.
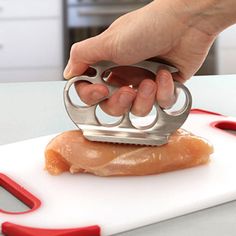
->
[217,24,236,74]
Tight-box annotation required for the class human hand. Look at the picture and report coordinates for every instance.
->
[64,0,236,117]
[74,65,176,116]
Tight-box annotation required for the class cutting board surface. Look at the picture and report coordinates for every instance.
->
[0,110,236,235]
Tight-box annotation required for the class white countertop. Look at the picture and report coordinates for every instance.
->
[0,74,236,235]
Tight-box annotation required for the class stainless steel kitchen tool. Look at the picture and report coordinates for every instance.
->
[64,61,192,146]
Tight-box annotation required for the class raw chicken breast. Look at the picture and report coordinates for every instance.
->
[45,129,213,176]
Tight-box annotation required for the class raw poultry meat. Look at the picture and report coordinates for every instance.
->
[45,129,213,176]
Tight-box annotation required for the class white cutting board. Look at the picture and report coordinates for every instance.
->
[0,110,236,235]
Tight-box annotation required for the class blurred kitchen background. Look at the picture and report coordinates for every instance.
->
[0,0,236,82]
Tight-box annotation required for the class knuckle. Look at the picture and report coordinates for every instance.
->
[101,30,123,64]
[70,43,79,59]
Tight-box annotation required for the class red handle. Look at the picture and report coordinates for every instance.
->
[2,222,100,236]
[0,173,41,214]
[190,109,236,136]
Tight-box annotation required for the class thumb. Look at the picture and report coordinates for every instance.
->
[63,34,111,79]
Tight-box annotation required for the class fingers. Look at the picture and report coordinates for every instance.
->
[74,82,109,106]
[131,79,157,116]
[74,69,179,117]
[156,69,177,109]
[130,70,177,116]
[75,79,157,117]
[75,82,136,116]
[64,35,110,79]
[99,87,136,117]
[171,72,186,83]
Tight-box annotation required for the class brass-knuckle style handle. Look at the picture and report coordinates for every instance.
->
[63,61,192,146]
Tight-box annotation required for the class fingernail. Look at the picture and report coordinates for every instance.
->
[91,91,105,101]
[158,76,168,86]
[140,83,155,97]
[118,93,134,107]
[64,63,71,79]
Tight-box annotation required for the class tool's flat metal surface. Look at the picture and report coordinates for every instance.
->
[64,61,192,145]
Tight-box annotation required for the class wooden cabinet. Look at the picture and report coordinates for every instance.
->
[0,0,63,82]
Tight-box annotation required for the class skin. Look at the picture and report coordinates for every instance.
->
[64,0,236,117]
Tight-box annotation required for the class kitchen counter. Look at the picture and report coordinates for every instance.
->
[0,74,236,235]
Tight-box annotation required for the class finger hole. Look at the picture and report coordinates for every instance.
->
[83,67,97,77]
[68,82,91,107]
[129,106,158,129]
[95,104,123,127]
[101,66,155,88]
[131,79,156,116]
[163,87,187,116]
[156,69,176,109]
[74,81,108,106]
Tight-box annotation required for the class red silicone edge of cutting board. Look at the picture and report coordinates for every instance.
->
[0,174,101,235]
[190,108,224,116]
[191,109,236,136]
[0,173,41,215]
[2,222,100,236]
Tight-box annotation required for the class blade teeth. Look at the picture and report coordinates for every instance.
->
[89,139,160,147]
